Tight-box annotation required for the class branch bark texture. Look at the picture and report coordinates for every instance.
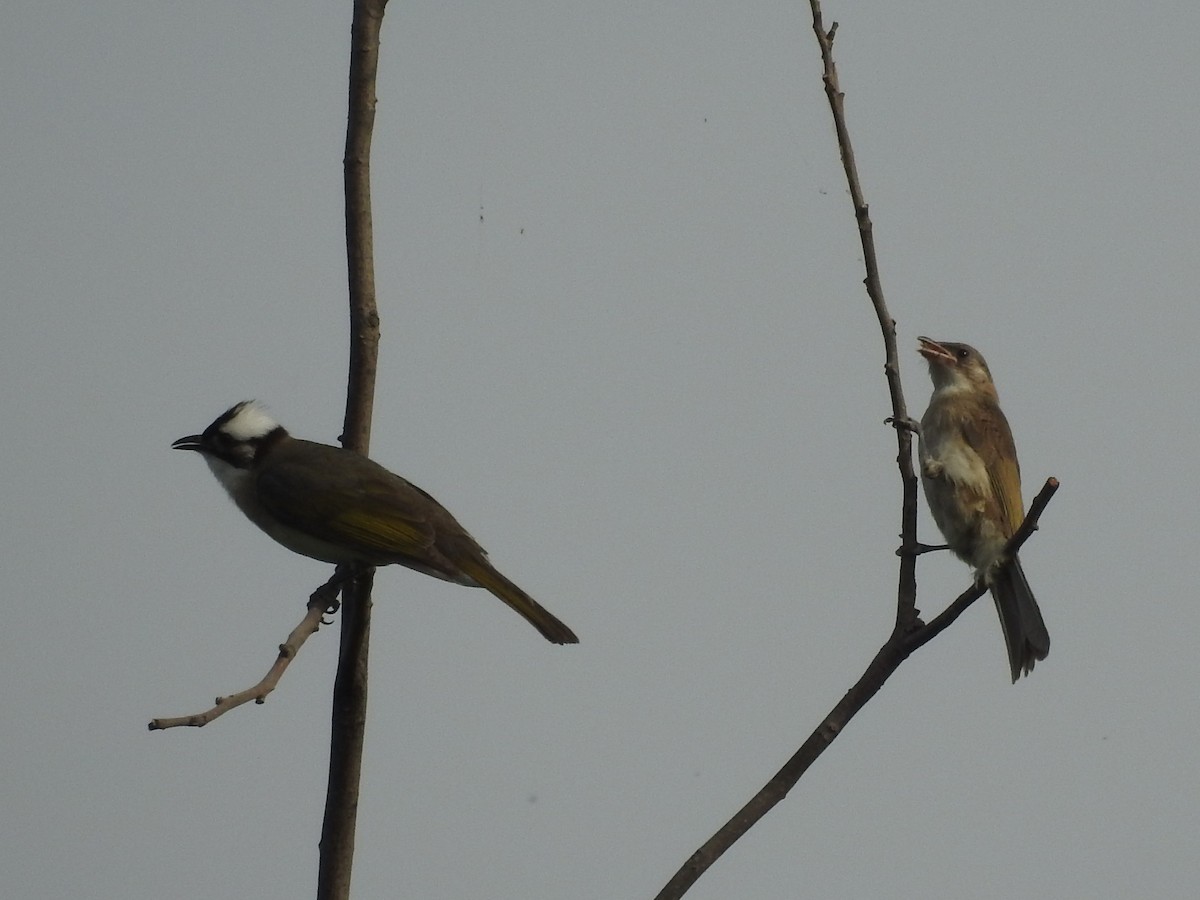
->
[317,1,389,898]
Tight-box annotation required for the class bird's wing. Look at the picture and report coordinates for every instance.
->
[254,442,440,557]
[960,403,1024,536]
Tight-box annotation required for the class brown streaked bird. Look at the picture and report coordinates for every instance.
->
[917,338,1049,680]
[172,401,578,644]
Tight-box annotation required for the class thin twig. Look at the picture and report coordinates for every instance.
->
[810,3,921,627]
[147,572,345,730]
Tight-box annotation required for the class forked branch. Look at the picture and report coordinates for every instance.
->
[652,5,1057,898]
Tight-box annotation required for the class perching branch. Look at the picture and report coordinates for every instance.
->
[652,6,1057,898]
[916,477,1059,645]
[819,17,922,631]
[808,1,922,630]
[147,571,346,730]
[317,1,389,898]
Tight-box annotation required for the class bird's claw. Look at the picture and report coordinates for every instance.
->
[896,541,950,557]
[885,415,921,434]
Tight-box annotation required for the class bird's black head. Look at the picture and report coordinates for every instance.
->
[171,401,286,469]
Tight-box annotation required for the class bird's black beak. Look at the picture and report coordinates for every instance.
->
[171,434,204,451]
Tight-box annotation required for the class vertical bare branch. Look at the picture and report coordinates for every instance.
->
[652,640,909,900]
[810,4,921,628]
[341,0,386,457]
[654,10,914,891]
[318,1,389,898]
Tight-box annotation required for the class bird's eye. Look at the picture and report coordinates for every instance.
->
[956,348,969,360]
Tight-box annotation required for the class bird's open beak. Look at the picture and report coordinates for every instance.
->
[917,336,955,365]
[171,434,204,451]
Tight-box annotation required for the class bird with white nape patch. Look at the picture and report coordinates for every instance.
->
[171,402,579,644]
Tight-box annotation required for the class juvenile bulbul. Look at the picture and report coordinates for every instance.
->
[172,402,579,644]
[917,338,1049,680]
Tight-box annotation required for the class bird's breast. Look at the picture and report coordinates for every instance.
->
[919,404,998,564]
[205,455,353,563]
[919,402,991,497]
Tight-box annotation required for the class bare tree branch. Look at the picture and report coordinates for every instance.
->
[317,1,388,897]
[653,481,1058,899]
[915,477,1059,645]
[652,6,1058,898]
[148,570,346,731]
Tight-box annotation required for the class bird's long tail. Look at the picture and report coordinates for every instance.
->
[990,555,1050,682]
[457,557,579,644]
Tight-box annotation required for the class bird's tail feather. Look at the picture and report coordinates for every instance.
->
[990,556,1050,682]
[457,558,579,645]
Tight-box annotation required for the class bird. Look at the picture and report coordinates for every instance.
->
[916,337,1049,680]
[171,401,579,644]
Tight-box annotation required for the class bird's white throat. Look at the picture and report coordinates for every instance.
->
[205,454,253,498]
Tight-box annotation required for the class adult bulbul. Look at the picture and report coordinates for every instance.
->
[172,401,579,644]
[917,338,1049,680]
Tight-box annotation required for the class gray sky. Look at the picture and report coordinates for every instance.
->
[4,1,1198,897]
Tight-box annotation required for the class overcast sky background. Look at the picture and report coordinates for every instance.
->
[4,2,1198,898]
